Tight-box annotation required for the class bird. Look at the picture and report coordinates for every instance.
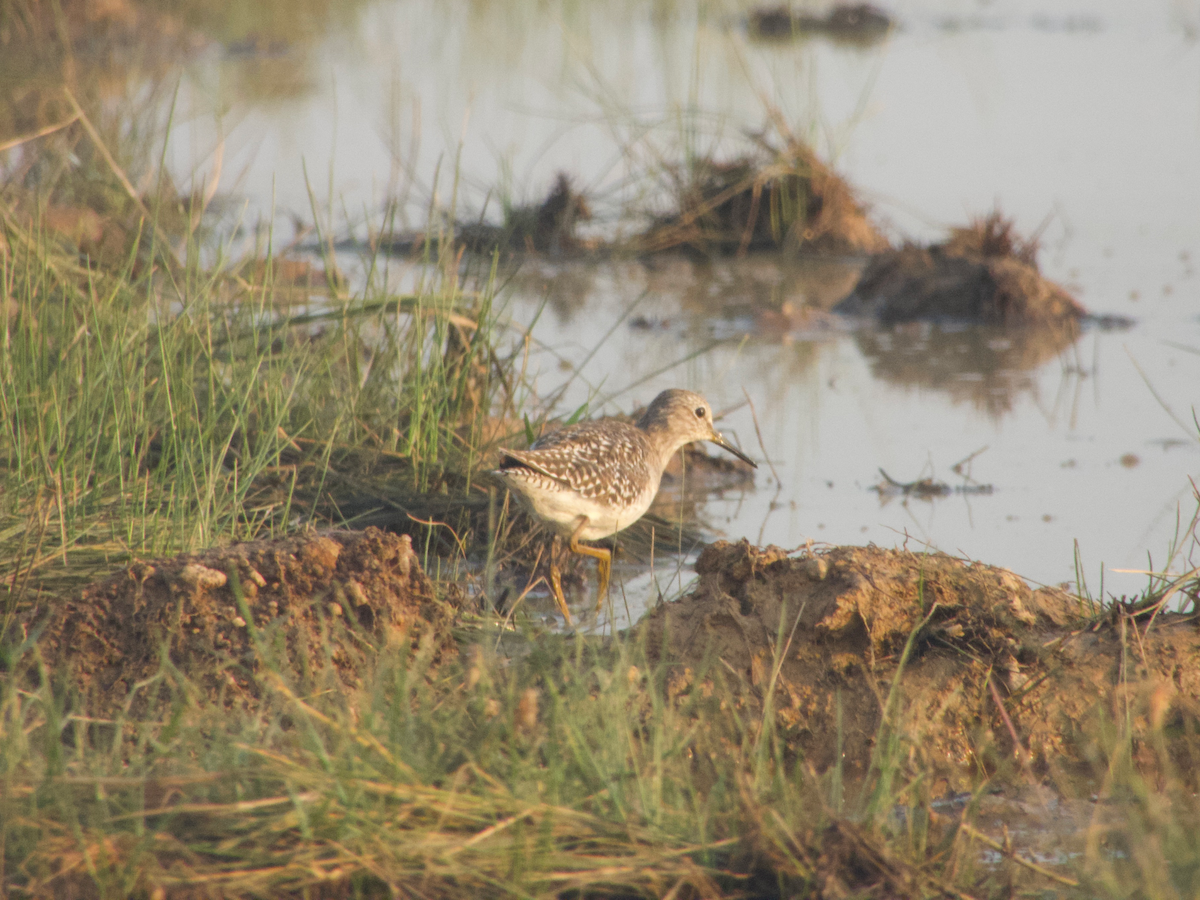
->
[493,388,756,624]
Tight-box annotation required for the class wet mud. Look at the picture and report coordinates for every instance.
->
[20,528,460,717]
[837,214,1086,326]
[633,540,1200,791]
[381,172,595,258]
[749,4,894,46]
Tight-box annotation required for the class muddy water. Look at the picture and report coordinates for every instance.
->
[165,1,1200,624]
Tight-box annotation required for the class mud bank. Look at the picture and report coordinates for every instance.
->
[837,214,1086,326]
[633,540,1200,790]
[748,3,894,45]
[17,528,1200,793]
[19,528,460,716]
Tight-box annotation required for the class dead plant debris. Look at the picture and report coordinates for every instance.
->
[874,468,994,499]
[459,171,594,256]
[640,140,889,257]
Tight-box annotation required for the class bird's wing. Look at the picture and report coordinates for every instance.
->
[496,447,573,487]
[499,421,650,503]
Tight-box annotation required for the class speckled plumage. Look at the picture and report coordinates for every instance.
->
[493,389,757,623]
[497,419,660,541]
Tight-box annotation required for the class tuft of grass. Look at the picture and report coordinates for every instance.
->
[637,132,888,258]
[0,99,526,621]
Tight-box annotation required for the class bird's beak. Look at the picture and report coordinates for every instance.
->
[708,431,757,468]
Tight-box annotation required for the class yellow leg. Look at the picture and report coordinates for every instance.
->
[548,534,574,626]
[568,517,612,612]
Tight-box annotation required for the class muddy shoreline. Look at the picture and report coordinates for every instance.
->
[636,540,1200,791]
[18,529,462,717]
[17,530,1199,793]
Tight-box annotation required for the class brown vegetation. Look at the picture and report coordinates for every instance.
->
[640,140,889,257]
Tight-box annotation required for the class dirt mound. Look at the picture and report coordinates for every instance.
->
[458,172,594,255]
[634,540,1200,790]
[640,141,889,257]
[836,213,1086,326]
[20,528,460,716]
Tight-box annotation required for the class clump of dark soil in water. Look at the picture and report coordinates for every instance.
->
[239,254,347,300]
[17,528,461,717]
[749,3,894,45]
[640,139,889,257]
[634,540,1200,791]
[836,212,1086,326]
[457,172,594,255]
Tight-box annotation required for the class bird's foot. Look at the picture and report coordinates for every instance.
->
[548,559,574,627]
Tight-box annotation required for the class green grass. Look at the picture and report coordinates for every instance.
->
[0,169,522,627]
[0,616,949,897]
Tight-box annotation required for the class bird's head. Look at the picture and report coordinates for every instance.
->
[637,389,757,467]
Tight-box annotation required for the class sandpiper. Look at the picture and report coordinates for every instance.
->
[494,389,756,624]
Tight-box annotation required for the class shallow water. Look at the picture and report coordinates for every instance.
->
[162,0,1200,626]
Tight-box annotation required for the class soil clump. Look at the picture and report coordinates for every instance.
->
[373,173,593,258]
[640,140,888,257]
[634,540,1200,791]
[458,172,594,256]
[749,4,894,45]
[836,212,1086,326]
[16,528,461,717]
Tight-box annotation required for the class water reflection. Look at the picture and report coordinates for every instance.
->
[507,254,864,333]
[643,254,865,317]
[1,0,1194,605]
[505,251,1088,422]
[852,322,1082,418]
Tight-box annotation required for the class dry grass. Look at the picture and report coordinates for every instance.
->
[638,138,888,258]
[944,211,1041,266]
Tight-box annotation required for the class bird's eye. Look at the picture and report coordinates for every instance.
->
[694,406,706,418]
